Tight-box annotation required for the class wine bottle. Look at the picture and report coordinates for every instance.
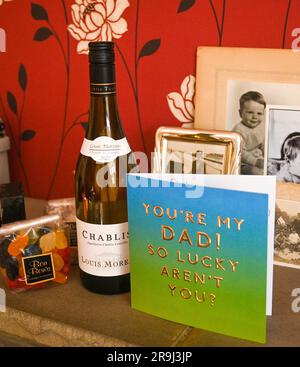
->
[75,42,136,294]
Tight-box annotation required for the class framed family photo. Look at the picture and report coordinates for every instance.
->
[194,47,300,175]
[275,198,300,269]
[153,127,242,175]
[265,105,300,184]
[275,182,300,269]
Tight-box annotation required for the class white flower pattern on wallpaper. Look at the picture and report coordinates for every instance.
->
[0,0,13,6]
[68,0,129,54]
[167,75,195,123]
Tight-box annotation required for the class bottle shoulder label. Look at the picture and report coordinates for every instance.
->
[76,218,129,277]
[80,136,131,163]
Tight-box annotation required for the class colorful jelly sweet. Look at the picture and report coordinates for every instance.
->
[52,253,64,272]
[55,230,68,249]
[39,232,56,253]
[27,228,40,245]
[8,235,28,257]
[23,243,42,257]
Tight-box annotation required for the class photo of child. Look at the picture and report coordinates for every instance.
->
[276,133,300,183]
[232,91,266,174]
[226,80,300,176]
[266,106,300,184]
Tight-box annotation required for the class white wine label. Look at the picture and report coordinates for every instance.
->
[80,136,131,163]
[76,218,129,277]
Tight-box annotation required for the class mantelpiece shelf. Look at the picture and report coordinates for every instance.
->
[0,199,299,347]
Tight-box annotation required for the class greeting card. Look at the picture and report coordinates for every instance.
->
[127,174,276,344]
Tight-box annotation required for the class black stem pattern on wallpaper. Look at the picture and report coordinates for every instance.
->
[282,0,292,48]
[31,1,71,198]
[115,44,136,101]
[16,63,36,192]
[209,0,226,46]
[18,93,26,148]
[115,43,147,156]
[46,0,70,199]
[134,0,147,155]
[115,0,161,157]
[219,0,226,46]
[1,62,34,195]
[63,111,89,141]
[0,95,31,195]
[18,64,27,150]
[115,42,150,157]
[47,19,68,71]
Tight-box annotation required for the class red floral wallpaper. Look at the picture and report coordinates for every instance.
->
[0,0,299,199]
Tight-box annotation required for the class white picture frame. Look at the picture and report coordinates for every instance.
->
[194,47,300,176]
[195,47,300,130]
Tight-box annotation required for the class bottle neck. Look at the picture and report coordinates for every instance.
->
[90,62,115,85]
[89,62,116,96]
[87,63,124,140]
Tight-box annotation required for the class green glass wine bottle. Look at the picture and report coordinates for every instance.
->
[75,42,137,294]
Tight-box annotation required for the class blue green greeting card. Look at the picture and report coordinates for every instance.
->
[127,174,276,344]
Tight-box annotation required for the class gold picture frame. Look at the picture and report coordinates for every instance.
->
[153,127,242,174]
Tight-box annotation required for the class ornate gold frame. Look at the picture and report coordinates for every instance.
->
[153,127,242,175]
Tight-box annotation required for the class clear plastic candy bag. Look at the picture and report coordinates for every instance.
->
[45,198,77,264]
[0,214,71,292]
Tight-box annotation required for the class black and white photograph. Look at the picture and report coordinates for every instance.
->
[154,127,242,175]
[225,80,300,175]
[165,140,226,174]
[266,106,300,184]
[275,198,300,269]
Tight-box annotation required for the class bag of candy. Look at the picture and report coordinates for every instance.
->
[0,214,71,292]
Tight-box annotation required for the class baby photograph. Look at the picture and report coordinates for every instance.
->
[225,80,300,175]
